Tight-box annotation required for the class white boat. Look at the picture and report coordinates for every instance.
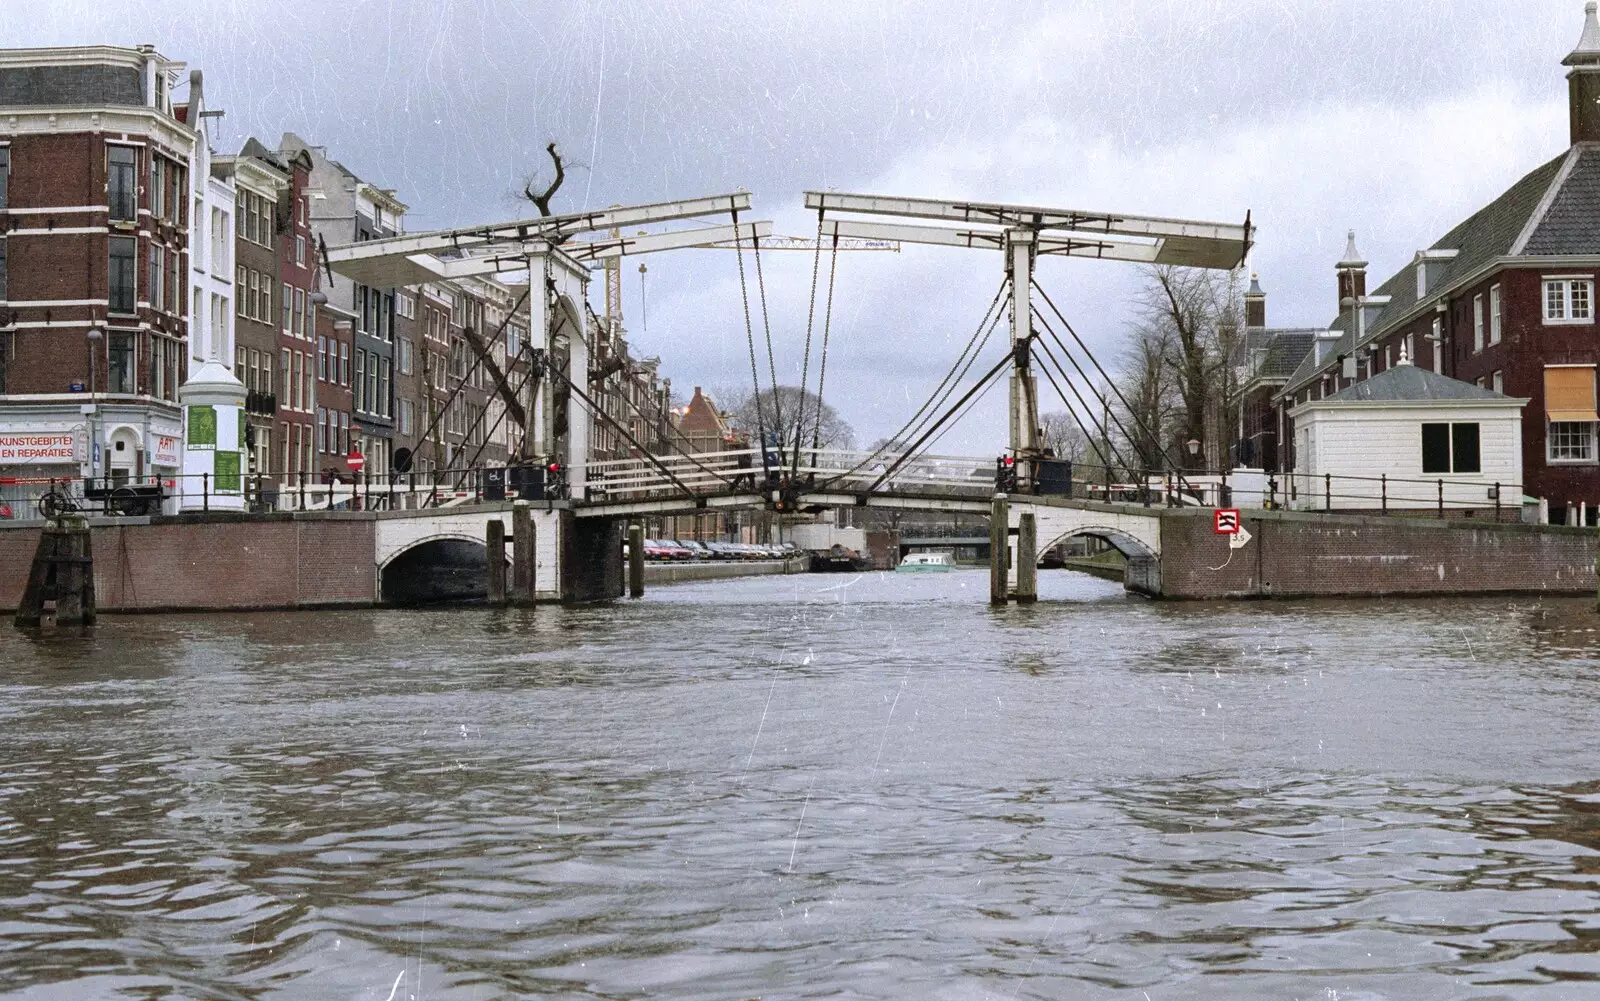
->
[896,551,955,572]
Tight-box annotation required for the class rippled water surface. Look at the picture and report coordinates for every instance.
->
[3,570,1600,999]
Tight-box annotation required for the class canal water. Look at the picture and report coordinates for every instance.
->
[2,570,1598,999]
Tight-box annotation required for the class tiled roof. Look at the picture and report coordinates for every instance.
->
[1522,144,1600,253]
[1257,331,1318,379]
[1316,364,1514,404]
[1281,146,1580,396]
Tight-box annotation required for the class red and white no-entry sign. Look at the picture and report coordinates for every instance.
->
[346,449,366,472]
[1214,508,1241,534]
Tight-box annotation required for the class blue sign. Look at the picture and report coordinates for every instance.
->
[69,381,85,392]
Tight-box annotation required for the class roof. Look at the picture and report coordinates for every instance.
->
[1315,364,1516,404]
[1235,328,1318,390]
[1279,147,1585,397]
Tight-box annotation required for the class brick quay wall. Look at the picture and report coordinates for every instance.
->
[1156,508,1597,599]
[0,513,377,613]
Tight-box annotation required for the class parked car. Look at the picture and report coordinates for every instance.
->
[675,540,713,560]
[705,542,740,561]
[642,538,689,561]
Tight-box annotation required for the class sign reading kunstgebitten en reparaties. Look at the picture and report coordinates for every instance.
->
[0,432,76,465]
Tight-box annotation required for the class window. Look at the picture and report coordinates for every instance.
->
[1493,370,1504,394]
[296,235,305,267]
[1473,294,1484,352]
[379,357,391,417]
[281,349,291,411]
[1403,332,1414,365]
[283,282,292,332]
[168,248,180,313]
[1489,284,1502,345]
[109,237,137,313]
[107,145,136,221]
[150,245,163,312]
[1384,344,1392,370]
[317,407,327,452]
[150,156,165,221]
[1549,421,1594,462]
[1422,422,1481,474]
[108,332,135,393]
[400,397,414,436]
[340,341,350,386]
[1432,318,1443,372]
[0,239,6,303]
[301,351,312,413]
[236,191,246,236]
[340,412,350,455]
[293,287,305,338]
[317,335,328,381]
[354,349,366,412]
[290,351,301,410]
[259,275,271,325]
[399,337,414,375]
[370,355,383,416]
[235,345,246,383]
[1543,277,1595,323]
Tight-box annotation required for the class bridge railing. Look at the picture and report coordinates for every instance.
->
[582,447,996,501]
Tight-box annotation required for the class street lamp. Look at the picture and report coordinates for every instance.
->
[1186,438,1201,458]
[86,326,103,485]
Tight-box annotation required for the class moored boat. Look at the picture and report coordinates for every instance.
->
[896,551,955,572]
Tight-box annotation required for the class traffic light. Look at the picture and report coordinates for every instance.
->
[995,455,1018,493]
[545,460,567,498]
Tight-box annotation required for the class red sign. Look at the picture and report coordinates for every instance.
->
[1214,508,1241,534]
[346,449,366,472]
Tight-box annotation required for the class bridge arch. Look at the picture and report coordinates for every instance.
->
[1038,524,1157,563]
[380,535,502,605]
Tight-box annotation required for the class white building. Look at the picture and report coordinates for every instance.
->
[180,69,234,374]
[1288,360,1527,514]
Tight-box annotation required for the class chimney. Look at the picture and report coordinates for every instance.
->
[1336,229,1367,307]
[1244,273,1266,328]
[1564,1,1600,144]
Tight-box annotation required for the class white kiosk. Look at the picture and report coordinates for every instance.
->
[177,359,247,512]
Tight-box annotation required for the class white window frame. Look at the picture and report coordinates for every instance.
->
[1473,293,1484,352]
[1489,284,1502,345]
[1548,420,1597,464]
[1543,276,1595,325]
[1492,370,1504,394]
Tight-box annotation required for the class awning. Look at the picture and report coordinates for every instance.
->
[1545,365,1598,421]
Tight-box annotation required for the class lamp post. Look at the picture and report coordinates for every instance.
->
[86,326,103,486]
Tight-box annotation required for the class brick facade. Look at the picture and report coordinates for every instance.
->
[0,513,375,611]
[1156,507,1596,599]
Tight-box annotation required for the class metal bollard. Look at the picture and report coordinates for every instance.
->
[1381,474,1387,513]
[1437,478,1444,518]
[1324,472,1331,512]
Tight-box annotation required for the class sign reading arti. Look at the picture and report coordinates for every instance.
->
[0,433,76,464]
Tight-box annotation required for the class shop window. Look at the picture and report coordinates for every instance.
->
[108,332,136,394]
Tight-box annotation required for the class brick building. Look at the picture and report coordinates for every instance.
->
[1268,2,1600,524]
[213,144,286,483]
[0,45,196,501]
[1230,275,1316,472]
[280,132,404,482]
[273,143,317,487]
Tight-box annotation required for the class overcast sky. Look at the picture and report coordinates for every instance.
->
[7,0,1591,452]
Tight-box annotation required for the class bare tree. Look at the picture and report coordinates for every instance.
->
[522,142,566,217]
[1130,265,1245,469]
[1037,410,1090,462]
[724,385,855,450]
[1116,320,1180,472]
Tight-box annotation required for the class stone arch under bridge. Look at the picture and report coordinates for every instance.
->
[1009,500,1165,596]
[373,505,563,599]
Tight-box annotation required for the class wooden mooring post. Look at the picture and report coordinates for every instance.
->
[989,495,1009,606]
[14,514,96,629]
[511,501,535,605]
[628,523,645,599]
[1015,511,1038,604]
[486,519,507,605]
